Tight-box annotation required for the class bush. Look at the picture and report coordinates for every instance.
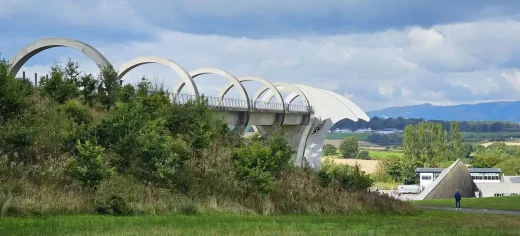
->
[65,141,114,188]
[95,195,132,216]
[339,136,359,158]
[318,159,373,191]
[323,144,338,156]
[357,150,370,160]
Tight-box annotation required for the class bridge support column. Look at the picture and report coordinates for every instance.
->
[255,116,331,170]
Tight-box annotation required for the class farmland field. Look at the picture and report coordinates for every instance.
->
[326,131,520,144]
[367,150,404,159]
[1,211,519,235]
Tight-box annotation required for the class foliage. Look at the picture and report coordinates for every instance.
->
[494,158,520,175]
[65,141,114,188]
[357,149,370,160]
[339,136,359,158]
[318,159,373,191]
[381,156,402,182]
[333,116,520,133]
[322,144,337,156]
[0,59,411,216]
[233,131,293,195]
[0,59,32,124]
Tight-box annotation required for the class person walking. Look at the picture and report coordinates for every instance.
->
[454,190,462,209]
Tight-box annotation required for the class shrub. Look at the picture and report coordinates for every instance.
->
[65,141,114,188]
[318,159,373,191]
[357,150,370,160]
[339,136,359,158]
[95,195,132,216]
[322,144,337,156]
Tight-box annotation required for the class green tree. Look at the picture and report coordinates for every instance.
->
[97,65,120,111]
[233,131,294,195]
[318,159,373,191]
[322,144,338,156]
[495,158,520,175]
[357,149,370,160]
[449,121,464,160]
[65,140,114,189]
[0,59,32,124]
[339,136,359,158]
[382,156,402,182]
[403,125,419,161]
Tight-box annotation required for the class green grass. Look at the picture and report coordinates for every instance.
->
[373,182,401,190]
[413,196,520,211]
[327,132,372,140]
[1,211,519,235]
[367,150,404,160]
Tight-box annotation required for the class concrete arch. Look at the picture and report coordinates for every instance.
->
[175,68,250,132]
[217,76,286,125]
[9,37,112,76]
[117,56,199,96]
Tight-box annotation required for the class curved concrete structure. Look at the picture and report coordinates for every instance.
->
[175,68,251,132]
[218,76,286,126]
[9,38,112,76]
[9,37,370,170]
[117,56,199,96]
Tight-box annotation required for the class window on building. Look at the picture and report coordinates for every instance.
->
[476,175,483,180]
[421,176,432,180]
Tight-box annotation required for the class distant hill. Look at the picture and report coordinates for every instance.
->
[367,101,520,122]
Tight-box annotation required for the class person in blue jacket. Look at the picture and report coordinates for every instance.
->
[454,190,462,209]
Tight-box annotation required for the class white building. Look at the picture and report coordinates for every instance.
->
[415,167,520,197]
[376,128,398,134]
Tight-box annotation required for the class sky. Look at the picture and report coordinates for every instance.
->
[2,0,520,111]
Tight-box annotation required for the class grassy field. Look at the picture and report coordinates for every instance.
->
[367,150,404,159]
[1,211,520,235]
[327,132,372,140]
[327,131,520,143]
[413,196,520,211]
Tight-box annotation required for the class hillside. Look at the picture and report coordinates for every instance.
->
[367,101,520,122]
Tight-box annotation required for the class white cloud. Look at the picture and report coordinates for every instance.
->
[5,2,520,111]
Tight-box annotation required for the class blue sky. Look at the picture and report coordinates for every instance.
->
[2,0,520,111]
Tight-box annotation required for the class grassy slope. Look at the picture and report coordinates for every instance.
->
[413,196,520,211]
[1,211,519,235]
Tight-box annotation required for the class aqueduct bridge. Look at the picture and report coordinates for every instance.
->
[8,37,370,169]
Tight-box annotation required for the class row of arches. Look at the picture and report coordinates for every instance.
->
[8,37,370,168]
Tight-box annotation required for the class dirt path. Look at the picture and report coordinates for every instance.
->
[416,206,520,215]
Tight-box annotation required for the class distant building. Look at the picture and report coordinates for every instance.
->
[415,167,520,198]
[376,128,398,134]
[355,127,372,133]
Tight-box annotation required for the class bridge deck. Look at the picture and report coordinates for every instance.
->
[172,93,313,114]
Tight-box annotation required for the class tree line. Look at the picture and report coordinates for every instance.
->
[0,59,410,216]
[374,121,469,184]
[333,116,520,132]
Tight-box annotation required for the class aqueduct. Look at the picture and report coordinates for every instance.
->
[8,37,370,169]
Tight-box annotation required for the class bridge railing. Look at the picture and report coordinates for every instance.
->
[170,93,313,114]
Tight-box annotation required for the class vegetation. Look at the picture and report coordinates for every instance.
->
[471,142,520,174]
[327,131,520,146]
[0,59,410,216]
[339,136,359,158]
[333,116,520,133]
[322,144,337,156]
[413,196,520,211]
[1,211,520,235]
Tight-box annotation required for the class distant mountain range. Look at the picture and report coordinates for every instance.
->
[367,100,520,122]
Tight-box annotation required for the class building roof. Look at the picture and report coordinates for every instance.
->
[415,168,444,173]
[415,167,502,173]
[468,168,501,173]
